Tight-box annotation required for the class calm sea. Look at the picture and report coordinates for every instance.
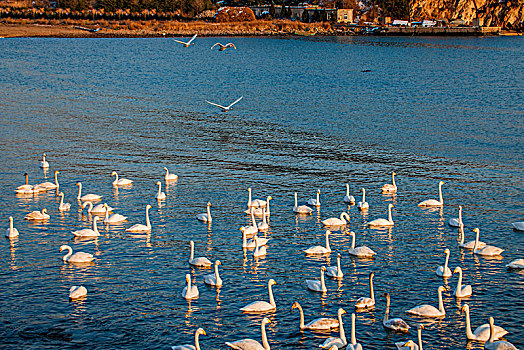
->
[0,36,522,349]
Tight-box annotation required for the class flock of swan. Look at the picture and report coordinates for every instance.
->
[5,154,524,350]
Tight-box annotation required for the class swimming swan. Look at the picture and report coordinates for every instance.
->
[347,313,363,350]
[381,172,397,194]
[37,170,60,190]
[69,285,87,300]
[111,171,133,186]
[367,204,394,227]
[418,181,444,207]
[181,274,199,299]
[164,167,179,181]
[5,217,19,238]
[294,192,313,214]
[355,272,375,309]
[172,327,206,350]
[459,228,486,250]
[40,153,49,168]
[304,230,331,255]
[344,184,355,204]
[225,317,271,350]
[76,182,102,202]
[204,260,222,287]
[472,228,504,256]
[242,229,269,248]
[253,236,267,257]
[103,204,127,224]
[291,302,340,331]
[326,253,344,278]
[196,202,212,223]
[246,196,272,216]
[484,317,517,350]
[188,240,212,267]
[240,279,277,313]
[461,304,508,342]
[156,181,166,200]
[322,212,349,227]
[357,188,369,210]
[405,286,446,318]
[449,205,464,227]
[511,222,524,231]
[58,192,71,211]
[306,266,327,292]
[395,325,423,350]
[60,244,94,263]
[25,208,50,221]
[257,208,269,231]
[83,201,112,215]
[308,189,321,207]
[125,204,152,233]
[72,216,101,237]
[347,231,376,258]
[435,248,452,277]
[320,308,347,349]
[383,293,410,332]
[453,266,472,298]
[506,258,524,269]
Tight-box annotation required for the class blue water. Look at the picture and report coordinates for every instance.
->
[0,36,522,349]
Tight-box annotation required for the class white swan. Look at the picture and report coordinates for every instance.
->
[320,309,348,349]
[181,274,199,299]
[164,167,179,181]
[511,221,524,231]
[326,253,344,278]
[240,279,276,313]
[36,170,60,190]
[196,202,212,223]
[58,192,71,211]
[206,96,243,112]
[367,204,394,227]
[156,181,166,200]
[307,189,321,207]
[240,224,258,238]
[16,173,32,191]
[5,216,19,238]
[304,230,331,255]
[485,317,517,350]
[347,231,376,258]
[382,172,397,194]
[188,240,212,267]
[83,201,112,215]
[344,184,355,204]
[253,236,267,258]
[506,258,524,269]
[347,313,363,350]
[257,208,269,231]
[60,244,94,263]
[69,285,87,300]
[395,325,423,350]
[383,293,410,332]
[453,266,472,298]
[111,171,133,186]
[125,204,152,233]
[243,228,269,248]
[174,33,197,47]
[459,228,486,250]
[204,260,222,287]
[357,188,369,210]
[211,42,236,51]
[225,317,271,350]
[76,182,102,202]
[418,181,444,207]
[72,216,101,237]
[449,205,464,227]
[40,153,49,168]
[322,212,350,227]
[306,266,327,292]
[291,302,340,331]
[172,328,206,350]
[246,196,272,216]
[405,286,446,318]
[473,228,504,256]
[435,248,452,277]
[293,192,313,214]
[25,208,50,221]
[103,204,127,224]
[461,304,508,342]
[355,272,375,309]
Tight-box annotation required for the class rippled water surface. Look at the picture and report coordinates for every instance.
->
[0,36,523,349]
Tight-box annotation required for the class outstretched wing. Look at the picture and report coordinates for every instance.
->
[211,43,222,50]
[187,33,198,45]
[206,100,228,110]
[173,39,187,45]
[226,43,237,49]
[228,96,243,108]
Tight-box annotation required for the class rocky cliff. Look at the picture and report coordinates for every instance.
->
[410,0,524,29]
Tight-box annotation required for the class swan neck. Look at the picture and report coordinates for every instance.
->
[464,307,474,339]
[190,243,194,260]
[25,174,28,185]
[294,193,297,207]
[438,183,443,204]
[351,234,355,250]
[261,320,270,350]
[242,230,247,246]
[77,183,82,199]
[207,205,212,221]
[59,193,64,206]
[316,191,320,203]
[247,189,252,206]
[93,218,99,233]
[194,331,201,350]
[438,288,445,314]
[63,246,72,261]
[104,207,109,221]
[418,327,423,350]
[145,206,151,228]
[9,217,14,231]
[346,184,349,196]
[251,210,256,227]
[157,182,161,196]
[459,229,465,245]
[214,264,221,282]
[325,232,330,251]
[369,275,375,301]
[187,278,192,296]
[339,312,346,344]
[444,251,449,270]
[384,296,390,323]
[488,319,495,343]
[473,230,479,251]
[392,173,396,187]
[54,171,59,186]
[337,256,342,274]
[262,209,267,224]
[268,282,276,308]
[457,269,463,290]
[388,205,393,223]
[297,303,305,329]
[320,269,326,291]
[266,198,270,215]
[362,189,366,202]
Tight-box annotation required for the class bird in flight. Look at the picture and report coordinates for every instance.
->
[205,96,243,112]
[211,42,237,51]
[174,34,197,47]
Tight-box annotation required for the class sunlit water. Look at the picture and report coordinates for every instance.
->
[0,36,523,349]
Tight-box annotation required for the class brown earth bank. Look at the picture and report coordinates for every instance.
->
[0,18,340,37]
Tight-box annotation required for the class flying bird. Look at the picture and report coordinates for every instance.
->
[211,42,236,51]
[205,96,243,112]
[173,34,197,47]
